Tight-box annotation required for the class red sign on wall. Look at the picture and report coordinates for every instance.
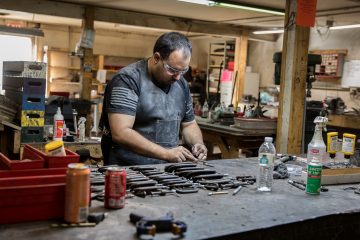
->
[296,0,317,27]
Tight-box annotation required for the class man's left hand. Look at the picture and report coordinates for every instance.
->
[192,143,208,161]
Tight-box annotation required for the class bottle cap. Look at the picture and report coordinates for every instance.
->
[264,137,273,142]
[344,154,350,159]
[329,153,336,159]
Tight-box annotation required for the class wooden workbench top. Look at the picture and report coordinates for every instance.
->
[328,114,360,129]
[1,159,360,239]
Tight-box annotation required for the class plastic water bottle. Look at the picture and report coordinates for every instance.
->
[257,137,276,192]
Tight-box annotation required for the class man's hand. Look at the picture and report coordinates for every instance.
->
[192,143,208,161]
[165,146,198,163]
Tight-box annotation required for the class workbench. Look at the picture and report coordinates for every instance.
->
[197,119,275,158]
[328,114,360,130]
[1,159,360,239]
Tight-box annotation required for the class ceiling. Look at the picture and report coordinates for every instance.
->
[0,0,360,37]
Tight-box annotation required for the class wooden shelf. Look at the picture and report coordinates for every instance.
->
[209,65,222,68]
[51,81,80,85]
[210,53,224,56]
[49,65,80,70]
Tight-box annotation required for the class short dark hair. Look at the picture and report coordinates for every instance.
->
[153,32,192,60]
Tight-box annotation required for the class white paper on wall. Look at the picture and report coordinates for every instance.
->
[342,60,360,87]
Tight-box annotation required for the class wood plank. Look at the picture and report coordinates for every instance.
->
[12,130,21,154]
[328,114,360,129]
[323,167,360,176]
[276,0,290,153]
[80,7,95,136]
[309,49,348,55]
[287,25,310,154]
[277,0,310,154]
[233,32,248,107]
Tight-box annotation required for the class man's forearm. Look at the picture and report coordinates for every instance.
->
[182,121,204,147]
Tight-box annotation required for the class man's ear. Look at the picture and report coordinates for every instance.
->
[153,52,161,63]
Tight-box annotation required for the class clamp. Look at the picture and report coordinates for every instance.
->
[129,212,187,237]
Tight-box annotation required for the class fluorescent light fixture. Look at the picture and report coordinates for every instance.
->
[253,29,284,35]
[178,0,215,6]
[178,0,285,15]
[329,24,360,30]
[253,24,360,35]
[215,2,285,16]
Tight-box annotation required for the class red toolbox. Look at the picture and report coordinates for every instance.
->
[23,144,79,168]
[0,168,66,224]
[0,147,44,170]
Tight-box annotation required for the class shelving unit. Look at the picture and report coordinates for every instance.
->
[206,41,235,95]
[46,47,82,97]
[45,48,142,98]
[310,49,347,79]
[100,55,142,82]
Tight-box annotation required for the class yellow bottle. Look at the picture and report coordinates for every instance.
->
[45,140,66,156]
[342,133,356,160]
[327,132,338,163]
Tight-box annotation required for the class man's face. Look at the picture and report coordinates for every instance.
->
[153,49,190,88]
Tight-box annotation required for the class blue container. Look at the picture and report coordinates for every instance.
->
[22,94,45,111]
[4,90,45,111]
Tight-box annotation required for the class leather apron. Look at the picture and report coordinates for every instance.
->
[109,67,187,165]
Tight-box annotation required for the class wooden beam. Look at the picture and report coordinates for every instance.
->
[0,0,248,37]
[233,31,248,107]
[80,6,95,136]
[276,0,311,154]
[80,6,94,101]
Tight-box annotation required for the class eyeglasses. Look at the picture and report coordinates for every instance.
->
[161,59,189,76]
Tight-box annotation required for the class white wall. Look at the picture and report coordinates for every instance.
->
[248,38,281,87]
[247,28,360,109]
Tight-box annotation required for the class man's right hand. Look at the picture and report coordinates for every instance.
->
[165,146,198,163]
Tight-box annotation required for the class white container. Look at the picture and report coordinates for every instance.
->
[307,125,326,164]
[53,107,64,141]
[220,69,233,106]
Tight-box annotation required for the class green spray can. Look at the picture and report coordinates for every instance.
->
[306,157,322,195]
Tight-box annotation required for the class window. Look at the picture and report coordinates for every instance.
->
[0,35,33,93]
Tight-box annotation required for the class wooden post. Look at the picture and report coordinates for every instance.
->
[80,6,94,100]
[80,6,95,135]
[276,0,311,154]
[233,31,248,107]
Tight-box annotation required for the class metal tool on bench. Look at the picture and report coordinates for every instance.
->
[343,186,360,195]
[129,166,157,171]
[164,163,198,172]
[236,175,256,184]
[177,169,217,178]
[288,179,329,192]
[128,180,158,190]
[129,212,187,237]
[133,189,180,198]
[174,167,206,172]
[150,174,180,181]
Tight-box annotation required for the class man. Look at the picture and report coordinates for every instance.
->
[100,32,207,166]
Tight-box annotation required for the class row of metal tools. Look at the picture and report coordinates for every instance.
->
[90,162,256,200]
